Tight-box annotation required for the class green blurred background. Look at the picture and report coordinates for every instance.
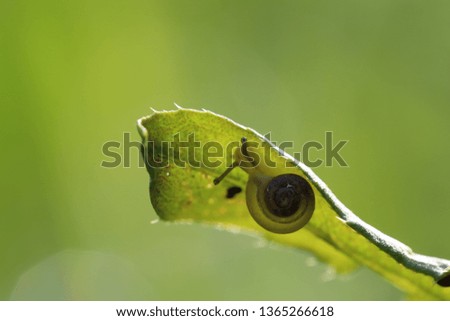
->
[1,0,450,300]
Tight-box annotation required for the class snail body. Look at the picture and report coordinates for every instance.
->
[214,137,315,234]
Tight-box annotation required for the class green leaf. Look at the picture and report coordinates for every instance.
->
[137,108,450,300]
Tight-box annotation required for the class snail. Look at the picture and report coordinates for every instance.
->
[214,137,315,234]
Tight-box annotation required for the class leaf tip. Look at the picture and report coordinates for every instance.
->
[437,273,450,287]
[136,116,149,141]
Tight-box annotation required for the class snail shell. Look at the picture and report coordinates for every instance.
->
[214,137,316,234]
[246,173,315,234]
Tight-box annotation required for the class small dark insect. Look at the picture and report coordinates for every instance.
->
[226,186,242,199]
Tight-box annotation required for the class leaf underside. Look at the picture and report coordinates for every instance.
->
[138,108,450,300]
